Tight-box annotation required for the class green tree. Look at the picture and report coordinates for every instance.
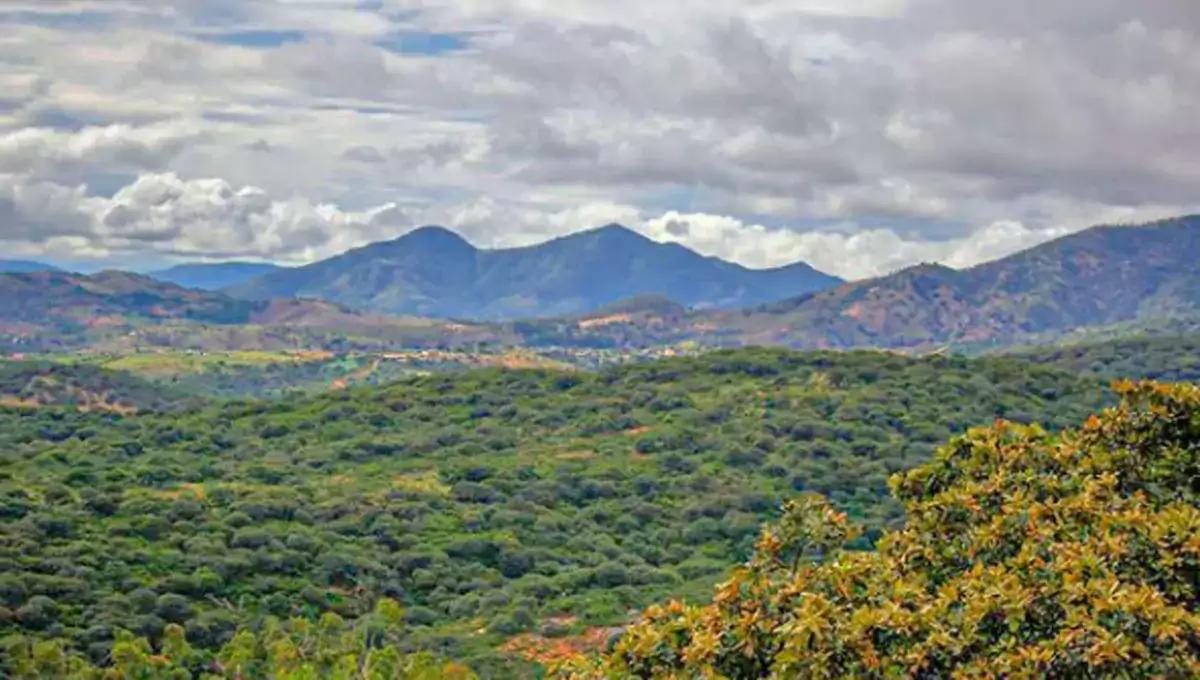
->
[558,381,1200,678]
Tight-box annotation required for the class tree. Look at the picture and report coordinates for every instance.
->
[557,382,1200,678]
[3,599,476,679]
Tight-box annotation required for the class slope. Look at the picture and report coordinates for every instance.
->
[0,348,1109,675]
[0,270,507,352]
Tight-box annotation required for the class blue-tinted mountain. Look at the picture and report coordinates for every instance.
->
[225,224,841,319]
[148,262,284,290]
[0,259,62,274]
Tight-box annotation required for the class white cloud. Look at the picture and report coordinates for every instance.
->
[640,211,1069,279]
[0,121,203,178]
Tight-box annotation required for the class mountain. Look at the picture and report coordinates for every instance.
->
[0,270,505,352]
[148,261,284,290]
[225,224,842,319]
[0,270,258,327]
[0,259,62,274]
[541,215,1200,350]
[748,214,1200,349]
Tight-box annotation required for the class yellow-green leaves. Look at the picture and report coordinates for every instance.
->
[556,381,1200,679]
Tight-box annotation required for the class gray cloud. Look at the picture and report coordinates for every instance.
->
[0,0,1196,276]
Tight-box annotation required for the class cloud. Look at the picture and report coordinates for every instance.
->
[639,212,1070,279]
[0,174,100,241]
[0,121,203,179]
[0,0,1196,276]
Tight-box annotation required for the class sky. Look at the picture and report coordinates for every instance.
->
[0,0,1198,278]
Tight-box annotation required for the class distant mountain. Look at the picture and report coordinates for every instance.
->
[0,270,504,352]
[0,259,62,274]
[148,262,283,290]
[0,270,259,329]
[751,215,1199,348]
[542,215,1200,350]
[225,224,842,319]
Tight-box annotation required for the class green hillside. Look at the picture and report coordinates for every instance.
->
[562,382,1200,678]
[0,349,1112,676]
[0,361,195,412]
[1009,333,1200,383]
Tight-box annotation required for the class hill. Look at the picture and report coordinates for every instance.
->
[0,270,258,330]
[0,270,507,352]
[543,215,1200,350]
[0,360,195,412]
[225,224,841,319]
[148,262,284,290]
[740,214,1200,348]
[0,348,1110,676]
[0,259,62,274]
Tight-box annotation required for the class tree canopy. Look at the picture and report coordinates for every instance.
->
[558,381,1200,678]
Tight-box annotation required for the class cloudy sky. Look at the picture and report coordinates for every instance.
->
[1,0,1198,278]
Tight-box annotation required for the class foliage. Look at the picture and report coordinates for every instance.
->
[1014,333,1200,383]
[557,381,1200,678]
[0,361,195,412]
[0,348,1108,676]
[3,599,476,679]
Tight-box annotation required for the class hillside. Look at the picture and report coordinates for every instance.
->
[0,348,1110,676]
[1011,333,1200,383]
[0,270,507,352]
[0,360,195,412]
[541,215,1200,350]
[740,215,1200,348]
[564,381,1200,678]
[148,262,284,290]
[0,270,258,331]
[225,225,841,319]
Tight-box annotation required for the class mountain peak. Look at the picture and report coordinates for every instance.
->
[396,225,473,248]
[572,223,650,242]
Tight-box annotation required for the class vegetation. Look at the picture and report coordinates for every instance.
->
[4,599,477,679]
[0,361,194,412]
[1015,333,1200,383]
[0,349,1111,676]
[559,381,1200,678]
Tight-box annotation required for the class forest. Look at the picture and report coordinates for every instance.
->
[0,344,1195,677]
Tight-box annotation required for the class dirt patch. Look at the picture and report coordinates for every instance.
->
[0,396,41,409]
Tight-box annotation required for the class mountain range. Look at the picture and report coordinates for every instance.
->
[553,214,1200,350]
[223,224,842,319]
[1,215,1196,353]
[148,262,283,290]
